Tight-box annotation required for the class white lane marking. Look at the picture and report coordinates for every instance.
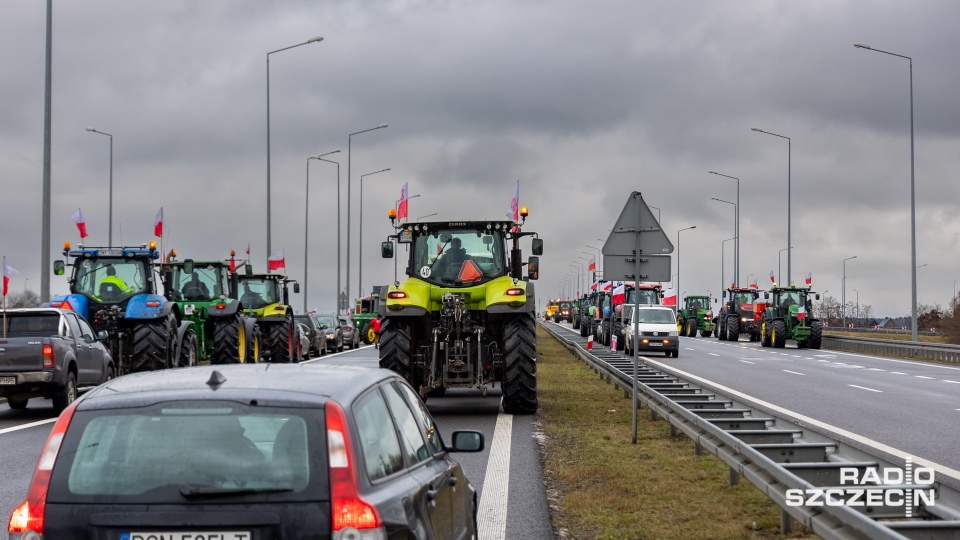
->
[739,360,755,364]
[783,370,805,376]
[945,380,960,384]
[0,417,57,435]
[803,357,814,360]
[916,376,935,380]
[866,368,885,371]
[708,353,720,357]
[643,358,960,481]
[478,413,512,540]
[791,355,803,358]
[818,360,831,363]
[849,384,883,393]
[890,372,907,375]
[301,343,370,364]
[818,347,960,372]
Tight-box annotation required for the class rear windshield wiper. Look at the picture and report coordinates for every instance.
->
[178,483,293,499]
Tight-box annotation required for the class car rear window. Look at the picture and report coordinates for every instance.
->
[3,313,61,336]
[49,402,328,504]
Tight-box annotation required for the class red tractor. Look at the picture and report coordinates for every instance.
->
[716,287,767,342]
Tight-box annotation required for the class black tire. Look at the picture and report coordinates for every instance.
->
[613,321,625,351]
[130,315,175,372]
[760,320,772,347]
[579,317,589,337]
[602,319,611,346]
[672,349,679,358]
[7,398,28,410]
[213,314,246,364]
[361,323,374,345]
[717,316,727,341]
[268,313,295,363]
[379,317,416,384]
[809,321,823,349]
[772,320,787,348]
[100,362,115,384]
[727,316,740,342]
[177,330,198,368]
[572,315,580,330]
[700,327,712,338]
[52,371,77,413]
[248,329,261,363]
[502,315,538,414]
[685,319,696,338]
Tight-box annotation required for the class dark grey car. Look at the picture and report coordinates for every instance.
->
[316,313,343,353]
[294,313,327,356]
[8,364,484,539]
[339,316,360,350]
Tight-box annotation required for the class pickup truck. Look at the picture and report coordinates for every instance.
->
[0,308,113,413]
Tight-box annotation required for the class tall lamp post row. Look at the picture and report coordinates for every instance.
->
[85,127,113,247]
[842,255,857,328]
[359,168,392,298]
[346,124,389,303]
[304,149,340,313]
[708,171,739,286]
[676,226,697,305]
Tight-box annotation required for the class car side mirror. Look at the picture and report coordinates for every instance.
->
[527,256,539,280]
[97,330,108,341]
[53,260,65,276]
[293,283,300,294]
[183,259,195,274]
[450,430,485,452]
[381,241,394,259]
[531,238,543,256]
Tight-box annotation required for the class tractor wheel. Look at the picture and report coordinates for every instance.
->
[579,317,589,337]
[502,314,538,415]
[772,320,787,348]
[717,317,727,341]
[130,315,176,372]
[213,314,247,364]
[379,317,416,383]
[572,316,580,330]
[809,321,823,349]
[52,371,77,414]
[178,330,198,368]
[268,314,295,363]
[248,331,261,362]
[613,322,625,351]
[727,316,740,341]
[676,316,685,334]
[362,323,375,345]
[760,320,771,347]
[700,327,712,338]
[685,319,696,338]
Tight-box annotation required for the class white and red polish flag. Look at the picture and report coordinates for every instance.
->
[71,208,89,239]
[268,250,285,271]
[154,207,164,237]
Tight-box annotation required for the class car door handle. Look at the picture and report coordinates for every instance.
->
[448,476,458,487]
[425,489,437,502]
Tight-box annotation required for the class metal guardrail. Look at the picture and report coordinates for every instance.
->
[541,322,960,540]
[824,335,960,364]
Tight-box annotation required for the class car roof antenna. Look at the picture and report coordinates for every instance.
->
[206,370,227,389]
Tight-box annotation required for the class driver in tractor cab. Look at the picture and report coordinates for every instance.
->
[181,273,210,301]
[438,237,471,277]
[97,265,130,301]
[241,283,265,308]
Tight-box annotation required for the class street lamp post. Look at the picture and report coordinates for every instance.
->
[304,149,340,313]
[854,42,917,341]
[416,213,437,221]
[677,226,697,306]
[589,243,603,279]
[711,197,738,285]
[842,255,857,328]
[392,194,421,282]
[648,205,662,224]
[359,168,391,298]
[709,171,740,286]
[752,128,791,286]
[85,127,113,246]
[577,256,591,296]
[570,263,583,299]
[346,124,388,303]
[315,152,342,312]
[853,288,859,326]
[778,246,794,285]
[747,273,754,287]
[266,36,323,263]
[722,237,736,293]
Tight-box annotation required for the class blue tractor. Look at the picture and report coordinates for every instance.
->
[50,241,192,375]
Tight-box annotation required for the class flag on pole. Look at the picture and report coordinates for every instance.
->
[590,280,599,291]
[769,270,776,284]
[268,250,285,271]
[3,260,18,297]
[588,256,596,271]
[662,288,677,306]
[749,280,758,290]
[506,180,520,232]
[602,281,613,293]
[154,207,164,237]
[246,243,251,256]
[71,208,89,239]
[398,182,409,222]
[612,282,625,304]
[805,272,812,286]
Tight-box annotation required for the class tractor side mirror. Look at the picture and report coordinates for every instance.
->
[53,260,65,276]
[815,293,820,300]
[183,259,195,274]
[244,264,253,276]
[293,283,300,294]
[381,241,394,259]
[722,290,727,299]
[527,256,539,280]
[764,292,770,299]
[531,238,543,256]
[714,298,718,304]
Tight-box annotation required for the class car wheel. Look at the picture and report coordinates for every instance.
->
[52,371,77,413]
[7,398,28,410]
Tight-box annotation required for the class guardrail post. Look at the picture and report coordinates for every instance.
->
[669,423,677,437]
[694,441,703,456]
[729,467,740,486]
[781,509,793,535]
[650,409,657,421]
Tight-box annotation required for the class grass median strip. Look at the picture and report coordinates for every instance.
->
[535,326,816,539]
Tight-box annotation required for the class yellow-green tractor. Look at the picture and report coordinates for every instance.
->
[379,209,543,414]
[237,272,300,363]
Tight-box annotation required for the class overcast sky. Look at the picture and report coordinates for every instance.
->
[3,0,960,318]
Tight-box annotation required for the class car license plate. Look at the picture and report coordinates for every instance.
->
[648,343,662,347]
[0,376,15,385]
[122,532,251,540]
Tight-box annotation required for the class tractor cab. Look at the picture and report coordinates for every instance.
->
[412,226,508,287]
[625,284,663,306]
[166,261,233,302]
[767,287,818,320]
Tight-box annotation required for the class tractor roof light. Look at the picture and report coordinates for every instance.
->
[149,241,157,250]
[63,241,71,251]
[230,249,236,256]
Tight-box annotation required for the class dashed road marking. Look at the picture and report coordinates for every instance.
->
[708,353,720,357]
[783,370,805,376]
[0,417,57,435]
[945,380,960,384]
[866,368,885,371]
[849,384,882,393]
[916,376,935,379]
[740,360,755,364]
[478,413,513,540]
[890,372,907,375]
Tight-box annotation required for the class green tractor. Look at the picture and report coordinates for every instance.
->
[352,285,382,344]
[237,272,300,363]
[378,210,543,414]
[759,286,823,349]
[162,255,261,364]
[676,294,716,337]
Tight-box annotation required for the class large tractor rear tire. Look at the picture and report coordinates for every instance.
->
[379,317,416,383]
[178,330,198,368]
[717,316,727,341]
[772,320,787,348]
[685,318,696,338]
[579,317,589,337]
[502,314,538,415]
[809,321,823,349]
[213,314,246,364]
[613,321,625,351]
[727,316,740,341]
[130,315,176,372]
[268,314,295,363]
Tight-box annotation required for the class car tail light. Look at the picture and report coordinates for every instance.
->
[8,401,78,539]
[326,401,385,539]
[42,345,54,369]
[387,291,406,299]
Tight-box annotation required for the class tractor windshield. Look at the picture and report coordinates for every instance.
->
[171,264,224,302]
[779,291,802,309]
[413,228,506,286]
[239,278,279,308]
[628,288,661,305]
[685,297,707,310]
[734,292,757,306]
[73,258,149,303]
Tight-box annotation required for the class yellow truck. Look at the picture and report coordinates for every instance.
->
[545,300,560,320]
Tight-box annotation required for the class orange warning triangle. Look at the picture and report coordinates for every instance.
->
[458,260,483,283]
